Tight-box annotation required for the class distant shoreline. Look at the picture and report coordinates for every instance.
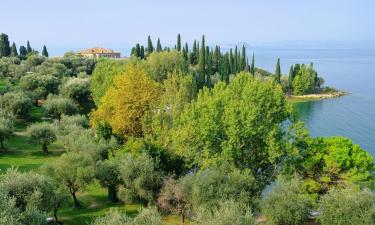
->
[287,90,348,102]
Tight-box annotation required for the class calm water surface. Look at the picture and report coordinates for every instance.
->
[252,46,375,156]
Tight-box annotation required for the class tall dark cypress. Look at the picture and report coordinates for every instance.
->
[240,45,246,71]
[134,43,141,57]
[275,58,281,83]
[206,48,213,87]
[140,46,145,59]
[10,42,18,57]
[191,40,197,65]
[198,35,206,76]
[147,35,154,56]
[19,46,27,59]
[156,38,162,52]
[177,33,181,51]
[229,49,234,74]
[293,64,301,77]
[26,40,32,53]
[183,43,188,61]
[0,33,11,57]
[250,53,255,76]
[288,65,294,91]
[234,46,238,73]
[42,45,49,57]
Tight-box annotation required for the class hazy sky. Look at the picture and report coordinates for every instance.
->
[2,0,374,47]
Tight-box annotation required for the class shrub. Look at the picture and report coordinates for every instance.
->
[318,187,375,225]
[0,91,32,118]
[92,208,162,225]
[27,122,57,153]
[43,94,78,119]
[192,201,257,225]
[117,153,163,206]
[188,165,259,210]
[0,110,14,149]
[261,177,314,225]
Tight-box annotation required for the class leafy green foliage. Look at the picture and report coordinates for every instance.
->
[261,177,314,225]
[92,208,162,225]
[116,153,162,206]
[172,73,290,189]
[0,91,33,118]
[146,51,187,82]
[27,122,57,153]
[0,110,15,149]
[192,201,257,225]
[0,169,54,224]
[43,94,78,119]
[286,124,375,193]
[19,73,60,99]
[318,187,375,225]
[90,59,127,105]
[291,63,318,95]
[43,151,95,208]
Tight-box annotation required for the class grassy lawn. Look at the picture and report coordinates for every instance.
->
[0,105,183,225]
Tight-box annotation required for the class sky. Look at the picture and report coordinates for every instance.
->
[1,0,374,54]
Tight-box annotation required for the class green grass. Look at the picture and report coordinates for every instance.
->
[0,105,182,225]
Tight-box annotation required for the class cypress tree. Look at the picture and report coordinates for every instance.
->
[229,49,234,74]
[0,33,11,57]
[147,35,154,56]
[234,46,238,73]
[206,49,213,87]
[10,42,18,57]
[183,43,188,61]
[135,43,141,57]
[19,45,27,59]
[156,38,162,52]
[176,33,181,51]
[250,53,255,76]
[198,35,206,76]
[240,45,246,71]
[140,46,145,59]
[223,53,230,83]
[26,40,32,53]
[42,45,49,57]
[191,40,197,65]
[288,65,294,91]
[275,58,281,83]
[293,64,301,77]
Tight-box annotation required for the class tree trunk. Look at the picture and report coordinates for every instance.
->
[72,192,81,208]
[181,214,185,225]
[108,185,119,203]
[54,209,62,225]
[0,138,4,150]
[43,142,48,153]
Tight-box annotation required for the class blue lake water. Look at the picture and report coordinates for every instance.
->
[251,46,375,156]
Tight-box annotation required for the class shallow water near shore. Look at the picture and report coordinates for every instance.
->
[252,45,375,156]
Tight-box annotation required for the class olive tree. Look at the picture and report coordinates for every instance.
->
[92,208,162,225]
[192,201,257,225]
[95,159,122,203]
[19,73,60,99]
[116,153,163,206]
[318,187,375,225]
[261,176,314,225]
[0,110,14,150]
[157,177,191,225]
[27,122,56,153]
[43,152,95,208]
[0,169,55,224]
[42,94,78,119]
[0,91,32,118]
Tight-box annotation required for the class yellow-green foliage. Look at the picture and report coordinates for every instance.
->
[91,64,162,138]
